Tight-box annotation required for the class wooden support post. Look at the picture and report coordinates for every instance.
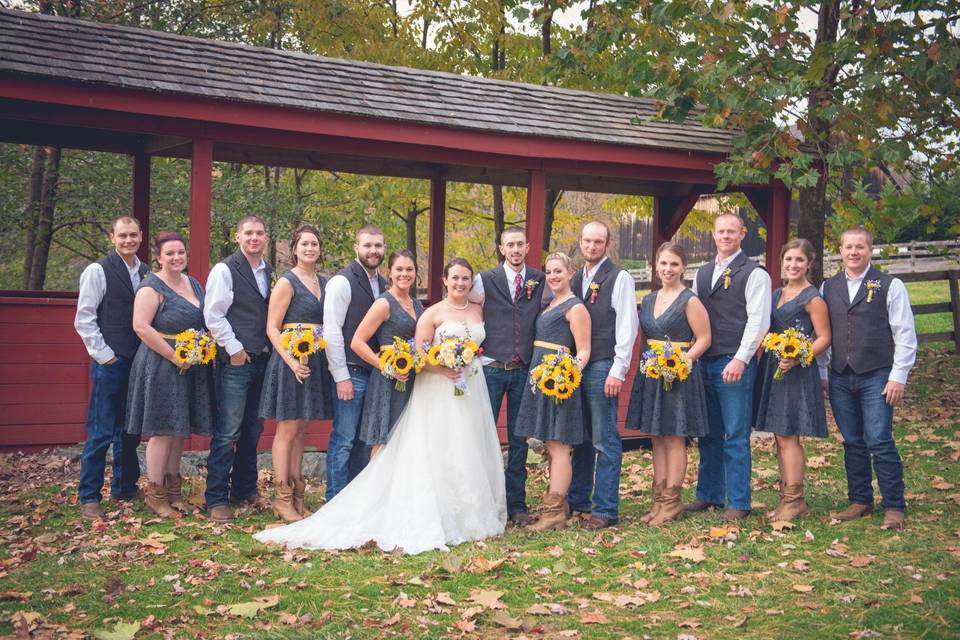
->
[132,152,151,263]
[189,138,213,285]
[765,183,791,286]
[428,174,446,304]
[651,192,703,289]
[949,269,960,354]
[525,170,546,270]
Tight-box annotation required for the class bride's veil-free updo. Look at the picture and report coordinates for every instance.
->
[443,257,474,279]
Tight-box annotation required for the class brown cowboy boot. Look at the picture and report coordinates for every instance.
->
[832,503,874,522]
[530,493,568,531]
[650,485,685,526]
[144,480,179,519]
[774,482,810,521]
[273,480,303,523]
[768,480,786,520]
[291,476,312,517]
[881,510,905,530]
[165,474,190,513]
[640,481,664,525]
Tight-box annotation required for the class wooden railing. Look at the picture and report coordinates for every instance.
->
[899,269,960,352]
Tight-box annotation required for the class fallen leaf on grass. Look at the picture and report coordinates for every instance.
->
[930,478,954,491]
[849,555,875,568]
[460,606,484,619]
[806,456,829,468]
[593,592,645,608]
[527,603,570,615]
[467,589,506,609]
[11,611,41,635]
[364,613,401,628]
[771,520,795,531]
[579,610,608,624]
[669,545,706,563]
[709,527,730,539]
[0,590,32,601]
[394,592,416,608]
[491,611,523,629]
[452,619,476,632]
[93,621,140,640]
[793,584,815,593]
[678,620,701,628]
[225,595,280,618]
[467,556,506,573]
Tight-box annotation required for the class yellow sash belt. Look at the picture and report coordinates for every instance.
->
[534,340,570,351]
[282,322,322,331]
[647,339,691,349]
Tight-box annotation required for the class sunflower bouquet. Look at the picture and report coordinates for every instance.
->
[528,348,582,405]
[761,326,815,381]
[172,329,216,374]
[378,336,425,392]
[639,339,690,391]
[426,332,482,396]
[280,324,328,366]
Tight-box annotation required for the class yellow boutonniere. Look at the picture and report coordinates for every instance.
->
[525,278,538,300]
[723,268,732,290]
[589,282,600,303]
[865,279,881,303]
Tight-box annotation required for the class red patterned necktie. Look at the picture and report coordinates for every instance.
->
[513,272,523,303]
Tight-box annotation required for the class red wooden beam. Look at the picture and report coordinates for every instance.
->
[764,182,791,286]
[189,139,212,284]
[132,152,150,263]
[0,78,724,172]
[525,169,546,269]
[428,175,446,304]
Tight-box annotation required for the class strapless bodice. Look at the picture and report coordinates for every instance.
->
[433,321,485,345]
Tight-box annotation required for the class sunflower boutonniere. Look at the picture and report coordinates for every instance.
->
[525,278,538,300]
[865,279,882,303]
[722,267,733,290]
[589,282,600,304]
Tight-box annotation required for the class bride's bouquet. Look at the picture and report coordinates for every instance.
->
[426,332,482,396]
[378,336,425,392]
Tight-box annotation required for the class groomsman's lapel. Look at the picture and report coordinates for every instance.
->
[493,264,513,304]
[107,251,135,294]
[233,250,266,298]
[709,251,747,295]
[350,261,377,302]
[848,266,877,309]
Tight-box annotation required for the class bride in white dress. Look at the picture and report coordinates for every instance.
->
[254,258,507,554]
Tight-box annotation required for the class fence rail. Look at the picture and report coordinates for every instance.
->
[899,269,960,350]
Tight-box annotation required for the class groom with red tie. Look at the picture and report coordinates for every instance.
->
[471,227,546,525]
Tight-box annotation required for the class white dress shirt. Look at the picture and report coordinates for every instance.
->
[470,262,526,305]
[581,256,639,381]
[203,257,270,357]
[819,264,917,384]
[74,252,143,364]
[691,250,772,364]
[323,260,380,383]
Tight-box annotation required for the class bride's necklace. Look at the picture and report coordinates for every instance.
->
[446,299,469,311]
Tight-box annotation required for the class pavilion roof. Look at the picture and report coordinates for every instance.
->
[0,8,735,156]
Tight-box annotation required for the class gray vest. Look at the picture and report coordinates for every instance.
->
[223,250,272,355]
[572,258,623,361]
[95,251,149,359]
[823,266,896,374]
[479,265,545,365]
[696,252,762,357]
[338,261,388,371]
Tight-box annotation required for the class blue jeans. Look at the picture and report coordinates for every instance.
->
[326,366,371,501]
[568,358,622,520]
[696,355,755,511]
[483,364,529,515]
[829,367,905,511]
[79,355,142,503]
[205,354,267,508]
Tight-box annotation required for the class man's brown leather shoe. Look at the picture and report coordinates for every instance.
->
[831,503,874,522]
[509,512,536,526]
[683,499,723,513]
[582,515,618,530]
[881,510,905,530]
[80,502,104,519]
[720,508,751,522]
[208,504,235,523]
[111,489,145,503]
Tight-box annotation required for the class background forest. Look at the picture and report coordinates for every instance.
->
[1,0,958,291]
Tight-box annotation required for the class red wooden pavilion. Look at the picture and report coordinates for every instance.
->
[0,9,790,451]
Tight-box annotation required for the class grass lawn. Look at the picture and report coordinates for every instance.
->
[2,345,959,639]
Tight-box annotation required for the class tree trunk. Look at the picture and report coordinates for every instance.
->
[28,146,61,290]
[22,146,46,289]
[405,203,419,260]
[542,189,561,253]
[492,186,505,259]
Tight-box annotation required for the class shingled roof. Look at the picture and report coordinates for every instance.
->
[0,8,735,155]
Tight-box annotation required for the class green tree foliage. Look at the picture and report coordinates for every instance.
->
[554,0,960,279]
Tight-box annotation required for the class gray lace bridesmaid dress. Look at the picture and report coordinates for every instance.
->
[625,289,708,437]
[754,287,827,437]
[259,272,333,421]
[515,297,586,445]
[359,292,424,445]
[125,273,215,437]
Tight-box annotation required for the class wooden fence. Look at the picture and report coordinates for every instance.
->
[900,269,960,352]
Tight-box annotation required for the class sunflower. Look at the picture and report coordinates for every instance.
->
[280,331,294,352]
[427,344,442,366]
[766,333,785,351]
[565,366,582,388]
[175,329,196,343]
[175,346,191,362]
[315,335,328,350]
[464,340,479,353]
[530,364,546,381]
[780,337,801,358]
[554,384,574,401]
[291,334,315,358]
[661,354,679,371]
[379,348,395,370]
[538,376,558,396]
[676,363,689,381]
[646,365,661,380]
[393,353,413,374]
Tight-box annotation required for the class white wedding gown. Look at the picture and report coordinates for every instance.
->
[254,321,507,555]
